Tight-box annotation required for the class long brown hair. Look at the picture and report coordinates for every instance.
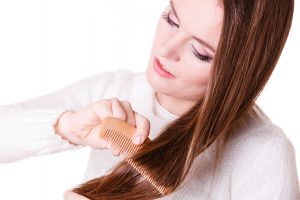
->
[73,0,294,199]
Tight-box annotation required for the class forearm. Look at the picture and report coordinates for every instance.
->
[0,107,80,163]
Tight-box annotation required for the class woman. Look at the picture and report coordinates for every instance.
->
[1,0,299,199]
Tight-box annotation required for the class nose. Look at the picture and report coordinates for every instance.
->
[158,31,185,62]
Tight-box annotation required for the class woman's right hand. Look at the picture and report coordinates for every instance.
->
[54,98,151,156]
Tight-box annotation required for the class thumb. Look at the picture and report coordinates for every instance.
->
[132,113,150,145]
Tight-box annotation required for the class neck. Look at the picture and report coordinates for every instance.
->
[155,92,196,117]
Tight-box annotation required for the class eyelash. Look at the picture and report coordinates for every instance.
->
[162,11,212,63]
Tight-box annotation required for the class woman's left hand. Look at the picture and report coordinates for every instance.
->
[63,190,90,200]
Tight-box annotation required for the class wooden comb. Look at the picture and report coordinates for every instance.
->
[98,116,172,195]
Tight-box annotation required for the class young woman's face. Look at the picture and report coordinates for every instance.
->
[146,0,223,103]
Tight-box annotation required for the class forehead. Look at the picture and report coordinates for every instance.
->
[172,0,224,49]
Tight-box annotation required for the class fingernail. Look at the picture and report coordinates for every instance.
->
[103,140,110,148]
[133,135,143,145]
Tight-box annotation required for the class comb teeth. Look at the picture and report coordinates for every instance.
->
[126,158,171,195]
[104,128,140,157]
[99,117,171,196]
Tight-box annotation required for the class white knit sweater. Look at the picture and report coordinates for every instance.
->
[0,69,299,199]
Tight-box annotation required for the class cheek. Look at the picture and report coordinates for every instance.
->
[151,16,212,88]
[180,64,211,86]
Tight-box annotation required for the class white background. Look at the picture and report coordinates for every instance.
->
[0,0,299,199]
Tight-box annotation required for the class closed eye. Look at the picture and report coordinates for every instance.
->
[162,11,179,28]
[162,11,212,63]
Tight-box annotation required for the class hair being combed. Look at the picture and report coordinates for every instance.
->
[72,0,294,199]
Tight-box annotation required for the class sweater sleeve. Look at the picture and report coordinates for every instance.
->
[0,69,125,164]
[230,132,300,200]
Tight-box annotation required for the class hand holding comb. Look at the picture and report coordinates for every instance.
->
[99,116,152,158]
[98,116,171,195]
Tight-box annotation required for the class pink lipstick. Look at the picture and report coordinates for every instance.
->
[153,56,176,78]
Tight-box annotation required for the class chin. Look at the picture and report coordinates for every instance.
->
[146,72,174,98]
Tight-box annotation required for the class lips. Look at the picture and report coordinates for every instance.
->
[158,60,170,73]
[153,56,176,78]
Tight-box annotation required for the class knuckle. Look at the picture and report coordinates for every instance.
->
[110,98,128,121]
[115,113,127,121]
[121,100,131,107]
[110,97,119,102]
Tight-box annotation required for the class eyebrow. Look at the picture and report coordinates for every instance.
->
[170,0,216,53]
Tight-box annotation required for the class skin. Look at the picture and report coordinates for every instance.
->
[146,0,223,116]
[64,0,223,199]
[64,190,90,200]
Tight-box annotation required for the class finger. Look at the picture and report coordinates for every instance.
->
[105,140,112,148]
[110,147,120,156]
[100,138,110,149]
[133,113,150,145]
[111,98,127,121]
[107,140,120,156]
[92,99,114,121]
[120,100,136,127]
[80,126,110,149]
[76,100,113,139]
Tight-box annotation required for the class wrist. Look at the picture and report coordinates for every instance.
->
[54,110,83,145]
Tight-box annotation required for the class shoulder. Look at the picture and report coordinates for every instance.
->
[59,68,137,93]
[228,104,295,160]
[79,68,145,100]
[84,68,137,85]
[230,123,296,171]
[92,68,145,87]
[227,105,300,198]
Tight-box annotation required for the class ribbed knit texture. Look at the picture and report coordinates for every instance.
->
[0,69,299,199]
